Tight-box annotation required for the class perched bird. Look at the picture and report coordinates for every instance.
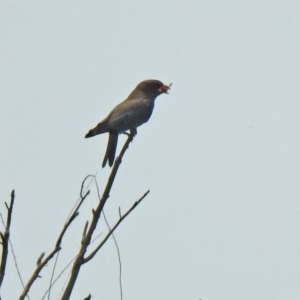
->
[85,79,171,167]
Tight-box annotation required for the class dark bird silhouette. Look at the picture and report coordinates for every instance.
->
[85,79,171,167]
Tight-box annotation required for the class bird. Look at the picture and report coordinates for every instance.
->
[85,79,171,167]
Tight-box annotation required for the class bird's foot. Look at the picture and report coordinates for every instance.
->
[122,128,137,137]
[130,128,137,136]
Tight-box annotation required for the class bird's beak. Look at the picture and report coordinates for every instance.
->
[159,83,172,94]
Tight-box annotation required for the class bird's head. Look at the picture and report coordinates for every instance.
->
[137,79,172,97]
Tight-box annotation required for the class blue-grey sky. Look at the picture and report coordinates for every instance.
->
[1,1,300,299]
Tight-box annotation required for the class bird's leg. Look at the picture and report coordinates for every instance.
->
[122,128,137,137]
[130,128,137,136]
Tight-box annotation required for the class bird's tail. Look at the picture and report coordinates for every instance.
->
[85,129,96,138]
[102,132,118,168]
[85,119,109,138]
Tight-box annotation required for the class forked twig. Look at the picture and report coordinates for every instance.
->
[47,175,95,299]
[19,189,90,300]
[0,190,15,287]
[83,190,149,263]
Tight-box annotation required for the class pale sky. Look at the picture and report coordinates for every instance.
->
[1,1,300,299]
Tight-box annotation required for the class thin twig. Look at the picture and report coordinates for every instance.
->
[8,237,26,290]
[83,190,149,263]
[82,222,89,243]
[56,190,90,249]
[46,177,94,298]
[103,211,123,300]
[41,256,76,300]
[67,174,97,222]
[80,175,95,199]
[37,253,45,266]
[42,232,103,300]
[0,190,15,287]
[0,212,27,298]
[19,188,90,300]
[47,251,60,300]
[19,248,61,300]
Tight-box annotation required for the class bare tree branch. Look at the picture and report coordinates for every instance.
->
[19,248,61,300]
[61,132,135,300]
[56,190,90,249]
[0,190,15,287]
[0,211,27,299]
[42,256,76,300]
[84,190,149,263]
[17,132,148,300]
[19,188,90,300]
[66,174,96,222]
[42,231,104,300]
[83,294,91,300]
[46,176,94,299]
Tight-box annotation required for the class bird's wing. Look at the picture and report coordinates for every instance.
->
[108,98,154,132]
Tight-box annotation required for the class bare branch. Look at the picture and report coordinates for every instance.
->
[56,190,89,249]
[0,212,26,297]
[61,132,135,300]
[83,190,149,263]
[83,294,91,300]
[80,175,95,199]
[66,174,96,222]
[0,190,15,287]
[19,247,61,300]
[42,231,104,300]
[37,253,45,266]
[41,255,75,300]
[19,183,91,300]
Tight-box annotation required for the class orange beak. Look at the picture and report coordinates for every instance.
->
[159,83,172,94]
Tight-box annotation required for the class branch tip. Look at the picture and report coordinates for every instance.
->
[37,253,45,265]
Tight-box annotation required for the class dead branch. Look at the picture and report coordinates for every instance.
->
[41,256,76,300]
[84,190,149,263]
[19,248,61,300]
[19,189,90,300]
[61,132,136,300]
[46,176,94,299]
[42,227,103,299]
[0,190,15,287]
